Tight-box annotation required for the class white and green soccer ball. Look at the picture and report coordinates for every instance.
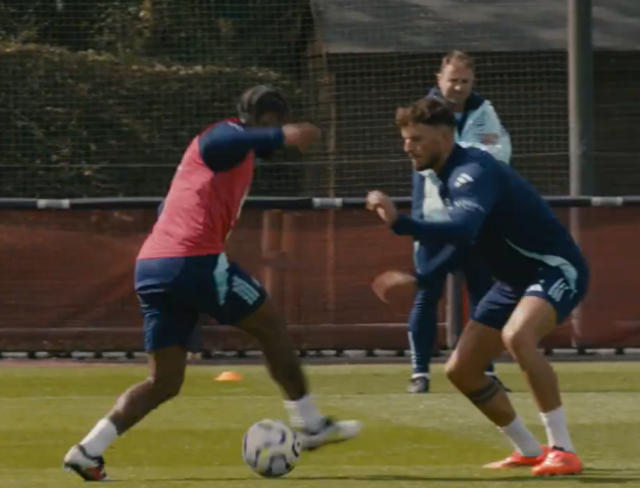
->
[242,419,302,478]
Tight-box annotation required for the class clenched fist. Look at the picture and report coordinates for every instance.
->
[366,190,398,226]
[372,270,417,306]
[282,123,321,152]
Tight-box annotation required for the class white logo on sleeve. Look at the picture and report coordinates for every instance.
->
[454,173,474,188]
[227,122,245,131]
[453,198,485,213]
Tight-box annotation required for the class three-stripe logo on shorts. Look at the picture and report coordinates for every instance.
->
[548,278,569,303]
[232,276,261,305]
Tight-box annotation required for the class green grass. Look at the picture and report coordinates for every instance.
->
[1,361,640,487]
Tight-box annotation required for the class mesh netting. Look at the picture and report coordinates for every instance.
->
[1,1,640,197]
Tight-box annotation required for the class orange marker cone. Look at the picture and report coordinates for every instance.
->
[215,371,243,382]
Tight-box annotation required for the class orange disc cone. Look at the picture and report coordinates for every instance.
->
[215,371,243,382]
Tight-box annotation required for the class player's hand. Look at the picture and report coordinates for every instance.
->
[282,123,321,152]
[366,190,398,226]
[372,270,417,305]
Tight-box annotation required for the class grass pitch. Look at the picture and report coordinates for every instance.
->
[1,361,640,487]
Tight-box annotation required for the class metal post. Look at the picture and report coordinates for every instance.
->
[326,73,337,326]
[567,0,593,346]
[568,0,594,196]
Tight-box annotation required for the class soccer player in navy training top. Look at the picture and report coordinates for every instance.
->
[63,86,360,481]
[392,50,511,394]
[367,97,588,476]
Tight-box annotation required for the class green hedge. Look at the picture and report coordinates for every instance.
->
[0,0,308,67]
[0,0,311,197]
[0,44,304,197]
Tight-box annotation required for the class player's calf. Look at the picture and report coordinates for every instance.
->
[236,298,308,401]
[445,356,515,427]
[107,346,187,433]
[502,297,561,412]
[502,296,578,458]
[444,322,511,418]
[235,298,362,448]
[446,321,545,463]
[64,346,187,480]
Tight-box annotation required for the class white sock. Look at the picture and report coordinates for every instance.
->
[498,416,543,457]
[540,406,575,453]
[80,418,119,457]
[411,373,430,380]
[284,394,324,432]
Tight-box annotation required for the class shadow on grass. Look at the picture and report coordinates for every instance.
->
[131,470,640,484]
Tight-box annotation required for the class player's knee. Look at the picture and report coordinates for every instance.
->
[444,355,472,387]
[445,351,491,392]
[443,358,459,383]
[503,296,558,351]
[237,299,286,341]
[501,326,536,356]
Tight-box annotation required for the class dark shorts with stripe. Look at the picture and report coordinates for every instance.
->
[134,254,266,352]
[472,263,589,330]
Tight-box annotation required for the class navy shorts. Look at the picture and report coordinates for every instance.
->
[134,254,267,352]
[472,264,588,330]
[415,245,494,312]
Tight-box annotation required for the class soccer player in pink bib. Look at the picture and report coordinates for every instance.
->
[63,86,361,481]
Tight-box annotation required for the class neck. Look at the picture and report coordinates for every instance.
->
[433,143,455,174]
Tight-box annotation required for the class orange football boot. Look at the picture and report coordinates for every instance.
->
[483,446,549,469]
[531,448,583,476]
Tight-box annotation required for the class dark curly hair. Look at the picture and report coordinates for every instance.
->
[395,97,456,130]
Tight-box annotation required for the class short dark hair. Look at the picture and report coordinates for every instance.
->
[440,50,475,72]
[237,85,289,123]
[395,97,456,130]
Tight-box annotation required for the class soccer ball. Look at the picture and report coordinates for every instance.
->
[242,419,302,478]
